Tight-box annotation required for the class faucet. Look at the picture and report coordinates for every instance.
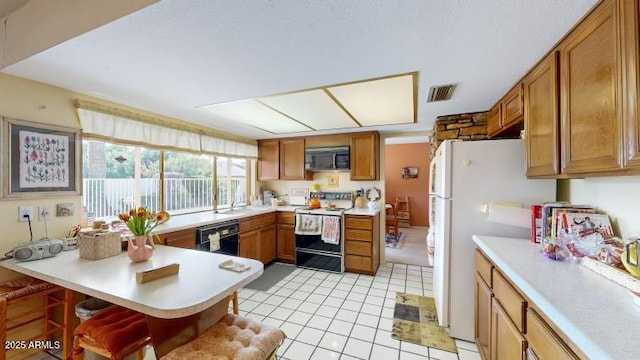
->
[230,201,235,211]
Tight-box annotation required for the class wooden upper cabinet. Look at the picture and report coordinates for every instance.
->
[258,140,279,180]
[559,0,623,174]
[621,0,640,168]
[502,84,524,128]
[350,132,379,180]
[279,138,306,180]
[524,52,560,177]
[487,103,502,138]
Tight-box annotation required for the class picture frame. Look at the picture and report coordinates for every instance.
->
[1,117,82,198]
[401,167,418,179]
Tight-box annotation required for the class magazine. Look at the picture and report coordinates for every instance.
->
[562,213,614,239]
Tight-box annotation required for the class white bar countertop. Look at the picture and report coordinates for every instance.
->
[473,235,640,360]
[0,246,263,319]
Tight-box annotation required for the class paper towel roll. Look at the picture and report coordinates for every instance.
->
[487,202,531,228]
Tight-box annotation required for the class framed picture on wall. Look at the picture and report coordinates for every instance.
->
[1,117,82,198]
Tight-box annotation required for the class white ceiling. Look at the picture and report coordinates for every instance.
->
[1,0,598,141]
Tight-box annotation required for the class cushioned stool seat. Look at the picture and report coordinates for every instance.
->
[162,314,286,360]
[72,305,151,360]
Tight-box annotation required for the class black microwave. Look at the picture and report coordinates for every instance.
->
[305,146,350,171]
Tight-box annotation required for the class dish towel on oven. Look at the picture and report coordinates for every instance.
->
[295,214,323,235]
[321,216,340,244]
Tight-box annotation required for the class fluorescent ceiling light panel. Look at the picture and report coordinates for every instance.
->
[259,90,357,130]
[327,74,414,126]
[201,99,310,133]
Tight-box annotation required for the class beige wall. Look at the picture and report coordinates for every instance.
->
[561,176,640,240]
[0,74,83,280]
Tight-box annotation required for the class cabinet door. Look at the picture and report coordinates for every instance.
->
[258,140,279,180]
[502,84,524,128]
[490,298,526,360]
[279,138,305,180]
[487,103,502,138]
[559,0,623,174]
[621,0,640,168]
[524,52,560,177]
[239,230,259,260]
[259,225,276,264]
[350,132,379,180]
[276,223,295,263]
[475,274,492,360]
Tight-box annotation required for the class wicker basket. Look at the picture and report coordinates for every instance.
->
[78,231,122,260]
[580,256,640,293]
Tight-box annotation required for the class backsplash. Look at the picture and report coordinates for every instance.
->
[259,172,382,206]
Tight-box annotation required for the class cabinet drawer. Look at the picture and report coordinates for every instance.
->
[345,216,373,230]
[345,229,372,242]
[345,240,371,256]
[240,213,276,233]
[475,249,493,287]
[345,254,372,271]
[493,269,526,332]
[526,307,578,360]
[276,211,294,225]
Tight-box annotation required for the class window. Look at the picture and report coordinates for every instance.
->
[164,151,213,214]
[82,139,249,219]
[216,157,248,207]
[83,140,160,218]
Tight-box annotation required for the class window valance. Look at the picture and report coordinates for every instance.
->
[75,100,257,158]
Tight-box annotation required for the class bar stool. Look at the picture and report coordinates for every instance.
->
[0,277,73,359]
[229,290,239,314]
[72,305,152,360]
[161,314,286,360]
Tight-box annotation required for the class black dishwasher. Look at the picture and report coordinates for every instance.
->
[195,220,240,256]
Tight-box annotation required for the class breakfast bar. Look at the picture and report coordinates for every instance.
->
[0,246,264,357]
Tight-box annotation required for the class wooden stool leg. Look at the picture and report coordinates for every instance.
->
[63,289,74,359]
[1,298,7,360]
[72,336,85,360]
[231,291,239,315]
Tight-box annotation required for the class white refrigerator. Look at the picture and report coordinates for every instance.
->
[429,139,556,342]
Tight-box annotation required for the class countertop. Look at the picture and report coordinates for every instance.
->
[0,246,263,319]
[154,205,378,234]
[473,235,640,360]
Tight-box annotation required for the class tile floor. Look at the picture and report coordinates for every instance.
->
[237,262,481,360]
[31,262,481,360]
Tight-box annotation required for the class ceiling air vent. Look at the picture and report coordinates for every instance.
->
[427,84,456,102]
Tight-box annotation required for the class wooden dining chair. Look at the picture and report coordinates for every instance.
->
[385,202,399,242]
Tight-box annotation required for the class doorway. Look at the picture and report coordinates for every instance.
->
[383,138,431,266]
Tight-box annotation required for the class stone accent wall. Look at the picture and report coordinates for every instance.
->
[429,111,488,159]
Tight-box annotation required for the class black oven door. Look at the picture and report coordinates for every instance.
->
[295,234,341,253]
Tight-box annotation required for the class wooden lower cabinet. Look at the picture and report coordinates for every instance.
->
[276,211,295,263]
[259,225,276,264]
[158,228,196,249]
[476,250,580,360]
[491,298,526,360]
[239,230,260,260]
[475,273,492,360]
[344,213,380,275]
[239,213,276,264]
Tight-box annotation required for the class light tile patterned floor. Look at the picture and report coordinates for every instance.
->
[238,263,481,360]
[33,262,481,360]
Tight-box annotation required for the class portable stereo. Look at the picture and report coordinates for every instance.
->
[12,239,64,262]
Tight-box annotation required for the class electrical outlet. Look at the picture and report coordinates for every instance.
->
[38,205,51,221]
[18,206,33,222]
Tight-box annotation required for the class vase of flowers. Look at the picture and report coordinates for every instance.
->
[117,207,171,262]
